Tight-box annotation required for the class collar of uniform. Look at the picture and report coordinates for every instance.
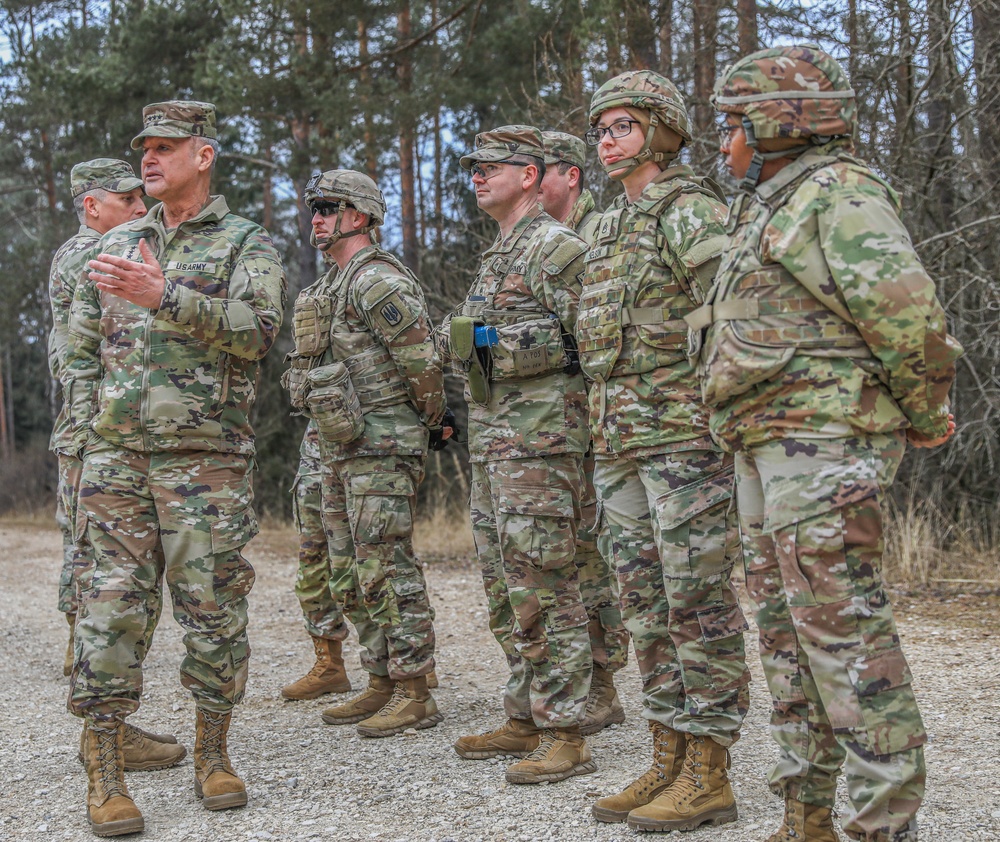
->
[147,194,231,228]
[753,142,846,202]
[565,189,596,232]
[652,162,696,185]
[491,202,543,255]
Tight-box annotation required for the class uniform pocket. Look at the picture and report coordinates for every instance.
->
[210,504,259,555]
[350,471,414,544]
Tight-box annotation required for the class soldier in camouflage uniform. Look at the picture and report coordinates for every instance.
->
[580,72,750,832]
[279,419,353,700]
[284,170,450,739]
[539,131,629,736]
[700,46,962,842]
[49,159,186,779]
[443,126,596,785]
[65,101,286,834]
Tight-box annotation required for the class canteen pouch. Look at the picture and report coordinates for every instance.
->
[281,351,313,411]
[450,316,491,405]
[305,362,365,443]
[292,294,334,357]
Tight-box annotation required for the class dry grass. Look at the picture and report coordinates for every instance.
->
[414,504,475,562]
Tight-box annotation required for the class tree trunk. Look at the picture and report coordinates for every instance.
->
[397,1,419,271]
[737,0,757,55]
[691,0,720,141]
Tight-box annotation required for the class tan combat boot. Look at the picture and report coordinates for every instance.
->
[504,725,597,784]
[193,709,246,811]
[592,721,685,822]
[579,665,626,735]
[83,721,144,837]
[627,733,738,832]
[64,612,76,677]
[356,675,444,737]
[426,669,439,689]
[320,673,394,725]
[765,798,839,842]
[79,722,186,771]
[281,635,352,700]
[453,717,542,759]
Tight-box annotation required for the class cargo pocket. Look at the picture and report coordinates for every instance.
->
[387,572,431,629]
[350,471,414,545]
[696,601,750,693]
[496,483,576,571]
[210,504,259,555]
[654,465,734,579]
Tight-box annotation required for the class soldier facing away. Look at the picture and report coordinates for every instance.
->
[700,45,962,842]
[579,71,751,832]
[285,169,450,737]
[49,158,186,776]
[64,101,287,835]
[538,130,631,737]
[444,125,596,784]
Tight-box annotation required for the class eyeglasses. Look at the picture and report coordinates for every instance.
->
[584,119,641,146]
[310,200,341,217]
[717,123,742,145]
[470,161,529,181]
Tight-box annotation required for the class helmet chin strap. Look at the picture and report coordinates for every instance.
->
[603,113,667,180]
[738,115,813,192]
[310,199,376,250]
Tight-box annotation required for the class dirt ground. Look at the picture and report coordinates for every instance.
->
[1,521,998,841]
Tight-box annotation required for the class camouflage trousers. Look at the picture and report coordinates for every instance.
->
[291,453,347,641]
[595,441,749,745]
[735,432,925,842]
[470,454,592,728]
[56,452,90,614]
[69,444,257,722]
[321,453,435,680]
[577,448,630,673]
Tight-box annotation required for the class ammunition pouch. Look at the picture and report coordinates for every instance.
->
[292,293,334,357]
[305,362,365,444]
[281,351,314,411]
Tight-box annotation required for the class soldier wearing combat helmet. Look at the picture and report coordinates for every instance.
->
[284,169,451,739]
[581,70,750,833]
[696,45,962,842]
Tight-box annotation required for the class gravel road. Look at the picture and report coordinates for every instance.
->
[1,522,998,841]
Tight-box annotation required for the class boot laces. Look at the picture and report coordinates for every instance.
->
[199,712,229,775]
[94,728,126,799]
[630,767,670,796]
[122,723,146,747]
[522,730,559,761]
[375,683,411,717]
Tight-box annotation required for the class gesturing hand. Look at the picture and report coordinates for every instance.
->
[88,238,166,309]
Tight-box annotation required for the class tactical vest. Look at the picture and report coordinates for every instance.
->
[691,152,881,407]
[292,248,412,412]
[459,212,581,382]
[578,177,723,383]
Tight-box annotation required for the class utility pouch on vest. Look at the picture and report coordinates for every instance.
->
[488,315,570,381]
[305,362,365,443]
[450,316,491,405]
[292,295,334,357]
[281,351,314,411]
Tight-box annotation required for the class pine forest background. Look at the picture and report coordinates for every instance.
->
[2,0,998,580]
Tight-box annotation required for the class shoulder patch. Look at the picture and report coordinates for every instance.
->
[540,234,588,276]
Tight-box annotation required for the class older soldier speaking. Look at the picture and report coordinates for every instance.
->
[445,126,595,784]
[64,101,285,836]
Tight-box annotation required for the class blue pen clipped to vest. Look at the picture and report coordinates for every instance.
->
[474,325,498,348]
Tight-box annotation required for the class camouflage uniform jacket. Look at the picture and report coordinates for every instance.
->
[48,224,100,454]
[697,143,962,451]
[566,189,601,245]
[445,204,590,463]
[301,245,445,461]
[578,165,728,457]
[64,195,286,455]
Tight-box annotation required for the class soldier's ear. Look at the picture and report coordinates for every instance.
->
[194,140,215,172]
[82,194,100,219]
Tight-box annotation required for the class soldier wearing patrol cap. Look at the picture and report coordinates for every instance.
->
[64,101,286,834]
[49,157,187,781]
[284,169,451,739]
[539,130,630,738]
[581,71,750,833]
[441,125,596,785]
[703,45,961,842]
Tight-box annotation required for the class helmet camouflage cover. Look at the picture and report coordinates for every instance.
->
[304,169,386,226]
[589,70,692,143]
[712,44,856,142]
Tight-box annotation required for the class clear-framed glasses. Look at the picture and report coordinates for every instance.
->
[584,119,641,146]
[717,122,742,145]
[470,161,529,181]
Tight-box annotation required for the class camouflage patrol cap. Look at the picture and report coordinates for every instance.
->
[542,131,586,169]
[589,71,692,143]
[712,45,856,141]
[459,125,544,170]
[130,100,218,149]
[303,169,386,226]
[70,158,143,198]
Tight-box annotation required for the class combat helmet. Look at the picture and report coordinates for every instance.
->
[304,169,386,249]
[712,44,856,189]
[588,70,691,179]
